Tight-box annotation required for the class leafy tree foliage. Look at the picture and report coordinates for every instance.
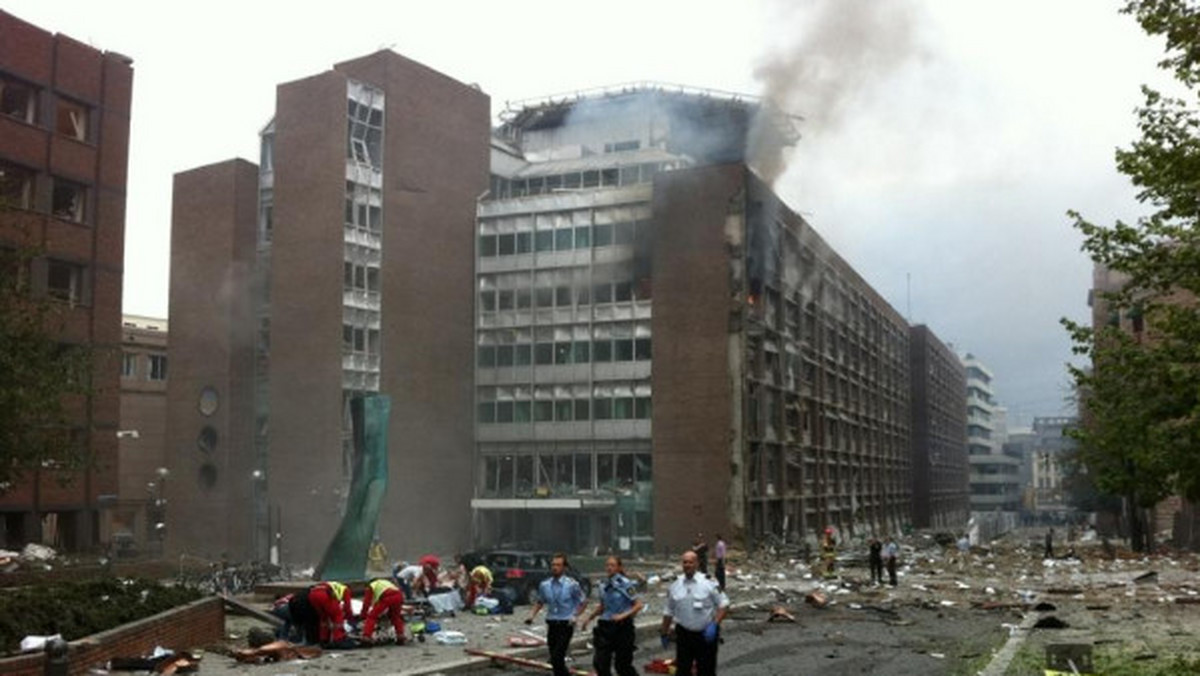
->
[0,242,93,492]
[1065,0,1200,549]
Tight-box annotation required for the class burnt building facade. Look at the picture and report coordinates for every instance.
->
[473,86,914,552]
[168,51,488,563]
[0,11,132,551]
[908,325,968,529]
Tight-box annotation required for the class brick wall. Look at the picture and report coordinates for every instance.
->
[0,597,223,676]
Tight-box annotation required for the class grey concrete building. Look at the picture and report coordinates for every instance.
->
[472,85,914,553]
[908,325,968,529]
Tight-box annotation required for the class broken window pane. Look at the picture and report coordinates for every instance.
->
[597,454,614,488]
[593,283,613,304]
[51,178,87,223]
[516,455,533,493]
[534,343,553,365]
[572,341,590,363]
[635,338,652,360]
[635,397,652,419]
[594,398,613,420]
[614,282,633,303]
[535,287,553,308]
[480,290,496,312]
[0,76,37,123]
[0,161,35,209]
[574,226,591,248]
[555,286,571,307]
[516,232,532,254]
[616,455,634,487]
[593,341,612,363]
[498,290,514,310]
[614,397,635,419]
[46,259,83,303]
[574,399,590,421]
[614,222,635,246]
[55,98,89,141]
[575,453,593,489]
[478,346,496,368]
[614,339,634,362]
[535,230,554,252]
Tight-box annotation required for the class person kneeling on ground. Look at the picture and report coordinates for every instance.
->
[292,581,354,647]
[465,564,493,608]
[360,577,406,645]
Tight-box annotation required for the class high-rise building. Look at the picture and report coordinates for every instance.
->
[114,315,168,554]
[167,51,489,563]
[962,354,1021,513]
[0,10,133,551]
[1028,416,1077,519]
[908,325,968,529]
[472,86,913,552]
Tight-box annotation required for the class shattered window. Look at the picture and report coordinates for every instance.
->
[574,399,591,421]
[0,75,37,123]
[0,161,35,209]
[55,98,89,141]
[480,235,497,257]
[46,259,84,304]
[51,178,87,223]
[575,453,593,490]
[556,400,574,422]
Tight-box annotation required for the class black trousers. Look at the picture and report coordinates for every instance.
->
[288,590,319,645]
[676,626,718,676]
[886,558,897,586]
[593,619,637,676]
[715,559,726,591]
[546,620,574,676]
[869,556,883,584]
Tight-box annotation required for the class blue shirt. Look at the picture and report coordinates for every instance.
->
[598,573,638,620]
[538,575,585,621]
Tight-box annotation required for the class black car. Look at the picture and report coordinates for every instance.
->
[478,550,592,605]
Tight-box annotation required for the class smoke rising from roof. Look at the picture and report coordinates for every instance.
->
[749,0,926,184]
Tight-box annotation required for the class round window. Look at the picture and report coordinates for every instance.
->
[198,463,217,489]
[198,387,219,416]
[197,426,218,453]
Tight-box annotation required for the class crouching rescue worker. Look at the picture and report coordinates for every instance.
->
[296,580,354,647]
[465,564,493,607]
[580,556,643,676]
[360,577,406,645]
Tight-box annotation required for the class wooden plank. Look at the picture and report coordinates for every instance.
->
[464,648,589,675]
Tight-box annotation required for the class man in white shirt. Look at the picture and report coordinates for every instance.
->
[661,551,729,676]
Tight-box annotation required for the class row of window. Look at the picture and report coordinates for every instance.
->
[0,160,89,223]
[480,452,652,496]
[478,337,651,367]
[487,161,675,201]
[480,279,648,311]
[479,220,648,258]
[478,396,652,424]
[2,73,91,142]
[122,352,168,381]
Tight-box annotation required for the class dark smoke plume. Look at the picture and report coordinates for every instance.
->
[748,0,925,184]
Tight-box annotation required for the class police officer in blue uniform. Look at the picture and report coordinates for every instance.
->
[581,556,644,676]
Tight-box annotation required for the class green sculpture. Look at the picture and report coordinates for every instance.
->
[316,394,390,581]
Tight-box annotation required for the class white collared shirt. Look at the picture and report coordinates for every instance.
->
[663,573,729,632]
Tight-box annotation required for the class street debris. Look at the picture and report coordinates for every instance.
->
[232,641,321,664]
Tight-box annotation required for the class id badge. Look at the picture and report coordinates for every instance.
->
[692,601,705,610]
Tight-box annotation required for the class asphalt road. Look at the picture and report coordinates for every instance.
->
[463,604,1008,676]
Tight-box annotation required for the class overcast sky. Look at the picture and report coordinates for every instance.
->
[7,0,1174,427]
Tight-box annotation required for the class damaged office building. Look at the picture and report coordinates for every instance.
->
[472,84,926,553]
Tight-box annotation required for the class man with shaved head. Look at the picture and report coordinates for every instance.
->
[661,549,729,675]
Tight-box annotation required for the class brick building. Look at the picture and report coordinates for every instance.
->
[0,10,132,551]
[167,51,488,563]
[473,86,916,552]
[908,325,968,529]
[114,315,168,554]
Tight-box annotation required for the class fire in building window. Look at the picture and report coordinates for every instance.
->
[0,75,37,123]
[51,178,87,222]
[55,98,89,141]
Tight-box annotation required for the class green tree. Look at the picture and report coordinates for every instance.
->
[0,239,94,494]
[1065,0,1200,551]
